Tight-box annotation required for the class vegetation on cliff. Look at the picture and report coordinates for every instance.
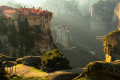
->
[41,49,70,72]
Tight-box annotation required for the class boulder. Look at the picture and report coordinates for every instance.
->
[0,54,15,62]
[47,71,78,80]
[16,56,42,69]
[3,61,17,67]
[74,61,120,80]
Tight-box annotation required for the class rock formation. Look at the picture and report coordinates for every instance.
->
[104,30,120,62]
[42,0,79,15]
[54,26,70,48]
[77,0,98,16]
[0,6,56,58]
[0,54,15,62]
[74,61,120,80]
[90,0,119,30]
[74,30,120,80]
[16,56,42,69]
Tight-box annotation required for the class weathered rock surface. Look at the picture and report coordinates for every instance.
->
[47,71,78,80]
[0,54,15,62]
[16,56,42,69]
[104,30,120,62]
[3,61,17,67]
[75,61,120,80]
[91,0,119,30]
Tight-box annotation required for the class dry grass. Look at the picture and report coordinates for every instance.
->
[6,64,48,78]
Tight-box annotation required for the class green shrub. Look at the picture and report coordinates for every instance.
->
[0,61,6,80]
[41,49,70,72]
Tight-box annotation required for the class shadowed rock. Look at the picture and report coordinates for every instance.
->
[3,61,17,67]
[16,56,42,69]
[0,54,15,62]
[47,71,78,80]
[74,61,120,80]
[104,30,120,62]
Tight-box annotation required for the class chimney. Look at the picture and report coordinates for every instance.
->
[33,7,35,9]
[24,6,26,8]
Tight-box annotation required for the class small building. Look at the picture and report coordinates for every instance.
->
[2,6,53,30]
[17,6,53,30]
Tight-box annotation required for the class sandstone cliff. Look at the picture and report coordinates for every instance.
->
[0,15,56,58]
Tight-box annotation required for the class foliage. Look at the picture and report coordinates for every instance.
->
[18,17,35,53]
[0,61,6,80]
[8,24,18,47]
[0,16,8,34]
[41,49,70,72]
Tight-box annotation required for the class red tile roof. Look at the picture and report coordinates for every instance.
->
[18,8,52,16]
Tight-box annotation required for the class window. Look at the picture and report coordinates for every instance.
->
[34,17,36,21]
[45,15,48,18]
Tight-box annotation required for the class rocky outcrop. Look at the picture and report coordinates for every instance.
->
[3,61,17,67]
[91,0,120,30]
[0,54,15,62]
[16,56,42,69]
[42,0,80,15]
[104,30,120,62]
[47,71,78,80]
[74,61,120,80]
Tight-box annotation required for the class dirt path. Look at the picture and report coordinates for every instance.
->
[6,64,48,77]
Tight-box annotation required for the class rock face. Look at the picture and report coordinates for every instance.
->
[3,61,17,67]
[77,0,98,16]
[0,6,56,58]
[75,61,120,80]
[47,71,78,80]
[0,54,15,62]
[104,30,120,62]
[91,0,119,30]
[16,56,42,69]
[42,0,79,15]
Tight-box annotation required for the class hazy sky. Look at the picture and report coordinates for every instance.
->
[0,0,46,7]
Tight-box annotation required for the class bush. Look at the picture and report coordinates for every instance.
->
[0,61,6,80]
[41,49,70,72]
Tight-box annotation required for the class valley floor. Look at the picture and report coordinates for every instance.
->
[5,64,82,80]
